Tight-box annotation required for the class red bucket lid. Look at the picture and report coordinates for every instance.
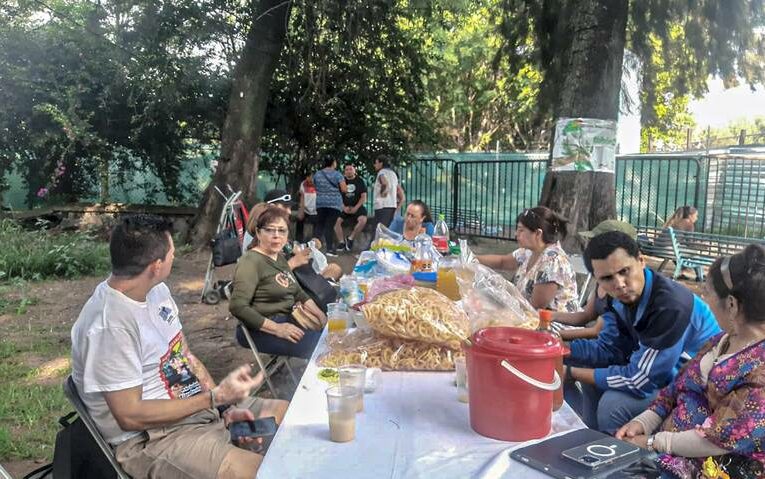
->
[471,327,562,358]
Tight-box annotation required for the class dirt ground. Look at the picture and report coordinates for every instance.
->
[0,239,703,477]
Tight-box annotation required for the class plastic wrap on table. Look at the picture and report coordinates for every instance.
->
[361,287,470,349]
[459,239,478,265]
[364,274,415,302]
[353,251,378,278]
[457,263,539,332]
[370,223,412,254]
[375,249,411,275]
[318,329,462,371]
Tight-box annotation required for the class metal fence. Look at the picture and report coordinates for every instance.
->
[382,153,765,241]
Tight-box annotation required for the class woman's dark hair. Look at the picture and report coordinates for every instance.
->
[322,155,336,168]
[110,214,173,277]
[374,155,391,168]
[516,206,568,244]
[256,206,290,230]
[709,244,765,322]
[409,200,432,224]
[246,205,289,249]
[583,231,641,273]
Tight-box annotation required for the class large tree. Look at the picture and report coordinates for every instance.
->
[189,0,290,245]
[500,0,765,245]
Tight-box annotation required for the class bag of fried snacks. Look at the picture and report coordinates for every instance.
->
[456,263,539,332]
[361,287,469,349]
[318,329,462,371]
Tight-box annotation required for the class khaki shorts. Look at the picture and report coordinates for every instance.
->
[115,396,264,479]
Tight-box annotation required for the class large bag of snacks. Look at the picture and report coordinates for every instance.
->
[318,330,462,371]
[361,287,469,349]
[457,263,539,332]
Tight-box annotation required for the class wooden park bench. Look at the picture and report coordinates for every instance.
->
[636,225,763,281]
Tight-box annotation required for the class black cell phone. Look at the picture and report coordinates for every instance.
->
[229,416,278,443]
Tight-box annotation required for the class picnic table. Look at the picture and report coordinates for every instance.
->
[257,330,586,478]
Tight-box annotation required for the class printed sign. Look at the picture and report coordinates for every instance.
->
[552,118,617,172]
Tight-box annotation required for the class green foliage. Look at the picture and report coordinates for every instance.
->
[422,0,545,152]
[0,0,229,206]
[0,220,110,281]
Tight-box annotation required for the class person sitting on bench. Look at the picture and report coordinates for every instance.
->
[71,214,288,479]
[564,231,721,434]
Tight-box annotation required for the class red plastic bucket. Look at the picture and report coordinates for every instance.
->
[464,327,562,442]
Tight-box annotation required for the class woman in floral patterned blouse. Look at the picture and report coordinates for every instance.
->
[616,244,765,479]
[477,206,580,313]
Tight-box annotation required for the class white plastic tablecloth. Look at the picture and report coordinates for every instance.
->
[257,331,586,479]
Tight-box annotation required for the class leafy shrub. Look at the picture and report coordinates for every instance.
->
[0,220,110,281]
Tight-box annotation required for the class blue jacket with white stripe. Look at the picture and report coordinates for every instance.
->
[567,268,721,398]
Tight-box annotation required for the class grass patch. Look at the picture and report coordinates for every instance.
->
[0,219,110,282]
[0,331,71,462]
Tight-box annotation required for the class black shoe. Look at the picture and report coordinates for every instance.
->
[346,238,354,251]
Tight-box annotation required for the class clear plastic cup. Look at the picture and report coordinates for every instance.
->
[455,357,468,403]
[338,364,366,412]
[326,386,358,442]
[327,302,349,333]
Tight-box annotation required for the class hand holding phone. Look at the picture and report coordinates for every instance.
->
[229,416,278,445]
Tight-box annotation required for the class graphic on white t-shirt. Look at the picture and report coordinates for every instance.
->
[159,332,202,399]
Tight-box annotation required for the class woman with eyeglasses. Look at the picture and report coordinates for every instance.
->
[615,244,765,479]
[230,206,326,359]
[477,206,580,313]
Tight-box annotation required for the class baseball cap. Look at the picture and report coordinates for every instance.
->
[264,189,292,205]
[578,220,637,240]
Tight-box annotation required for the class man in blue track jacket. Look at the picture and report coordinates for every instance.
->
[563,231,721,434]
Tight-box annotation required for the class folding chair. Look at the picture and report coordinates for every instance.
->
[569,254,595,307]
[236,322,299,398]
[62,376,131,479]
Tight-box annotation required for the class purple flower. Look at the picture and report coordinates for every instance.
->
[36,187,49,198]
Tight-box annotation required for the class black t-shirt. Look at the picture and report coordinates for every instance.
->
[343,176,367,207]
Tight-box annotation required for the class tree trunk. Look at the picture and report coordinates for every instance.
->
[188,0,291,246]
[540,0,629,251]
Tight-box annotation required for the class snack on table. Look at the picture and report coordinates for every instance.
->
[318,330,462,371]
[361,287,469,349]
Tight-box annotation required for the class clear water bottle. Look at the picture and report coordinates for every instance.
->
[433,214,449,254]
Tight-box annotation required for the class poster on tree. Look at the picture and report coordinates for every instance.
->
[552,118,617,172]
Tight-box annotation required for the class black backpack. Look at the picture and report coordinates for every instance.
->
[23,412,120,479]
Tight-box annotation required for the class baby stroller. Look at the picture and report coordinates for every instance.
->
[201,186,249,305]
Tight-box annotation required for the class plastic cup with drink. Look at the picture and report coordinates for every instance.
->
[338,364,366,412]
[326,386,359,442]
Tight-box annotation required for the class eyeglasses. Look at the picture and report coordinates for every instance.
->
[260,227,289,237]
[267,194,291,204]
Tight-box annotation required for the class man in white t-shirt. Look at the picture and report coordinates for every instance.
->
[71,214,288,479]
[372,155,403,229]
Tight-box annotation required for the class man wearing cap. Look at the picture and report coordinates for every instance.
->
[563,230,721,435]
[552,220,639,341]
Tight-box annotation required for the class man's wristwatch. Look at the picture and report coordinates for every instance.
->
[646,434,656,452]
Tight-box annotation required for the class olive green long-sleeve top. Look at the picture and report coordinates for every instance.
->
[229,250,309,330]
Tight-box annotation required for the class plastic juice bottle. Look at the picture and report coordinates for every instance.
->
[536,309,563,411]
[432,214,449,254]
[436,257,461,301]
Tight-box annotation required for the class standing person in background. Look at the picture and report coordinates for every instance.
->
[334,164,367,252]
[313,155,347,254]
[663,206,698,232]
[296,174,317,243]
[372,155,400,229]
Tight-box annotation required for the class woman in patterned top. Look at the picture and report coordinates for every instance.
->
[477,206,580,313]
[616,244,765,479]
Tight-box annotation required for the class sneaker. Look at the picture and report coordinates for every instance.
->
[345,238,354,251]
[325,250,338,258]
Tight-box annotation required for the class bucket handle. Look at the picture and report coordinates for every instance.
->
[500,360,561,391]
